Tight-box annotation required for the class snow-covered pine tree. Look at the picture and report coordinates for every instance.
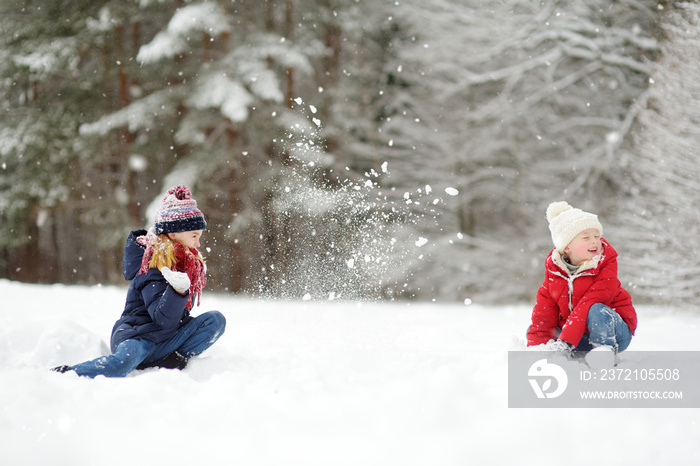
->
[80,1,306,293]
[0,0,138,283]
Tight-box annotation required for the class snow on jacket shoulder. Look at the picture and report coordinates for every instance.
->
[527,238,637,348]
[110,230,192,352]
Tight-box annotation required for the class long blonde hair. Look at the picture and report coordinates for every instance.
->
[147,233,205,271]
[148,234,177,270]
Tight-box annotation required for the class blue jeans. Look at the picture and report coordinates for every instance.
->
[573,303,632,353]
[70,311,226,378]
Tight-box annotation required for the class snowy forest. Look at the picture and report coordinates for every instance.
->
[1,0,699,305]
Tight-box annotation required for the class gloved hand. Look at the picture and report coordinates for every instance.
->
[545,339,573,353]
[161,266,190,295]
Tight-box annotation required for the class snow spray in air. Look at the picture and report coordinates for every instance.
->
[256,98,449,302]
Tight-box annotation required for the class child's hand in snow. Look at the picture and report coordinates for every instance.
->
[545,339,573,353]
[161,267,190,295]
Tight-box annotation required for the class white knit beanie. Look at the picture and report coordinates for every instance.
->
[546,201,603,252]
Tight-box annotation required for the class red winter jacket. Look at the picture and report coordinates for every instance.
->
[527,239,637,347]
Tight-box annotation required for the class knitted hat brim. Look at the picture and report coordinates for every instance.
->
[155,216,207,234]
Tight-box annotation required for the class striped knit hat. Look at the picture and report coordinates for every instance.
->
[154,186,206,234]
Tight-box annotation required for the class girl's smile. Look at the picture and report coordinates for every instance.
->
[564,228,602,266]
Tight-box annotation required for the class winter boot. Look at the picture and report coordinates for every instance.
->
[137,351,189,371]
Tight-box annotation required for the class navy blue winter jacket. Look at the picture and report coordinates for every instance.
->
[110,229,193,352]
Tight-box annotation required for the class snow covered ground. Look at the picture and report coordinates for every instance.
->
[1,279,698,465]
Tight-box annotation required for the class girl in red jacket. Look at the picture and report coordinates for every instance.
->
[527,201,637,355]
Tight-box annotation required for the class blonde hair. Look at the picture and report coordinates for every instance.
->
[148,234,177,270]
[147,233,205,271]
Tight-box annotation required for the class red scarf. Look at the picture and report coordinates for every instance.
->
[138,234,206,310]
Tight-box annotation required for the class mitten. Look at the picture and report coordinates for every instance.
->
[546,339,573,353]
[161,266,191,295]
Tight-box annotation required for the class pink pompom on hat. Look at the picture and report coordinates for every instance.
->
[154,186,206,234]
[546,201,603,252]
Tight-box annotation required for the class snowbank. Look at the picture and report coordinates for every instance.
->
[1,280,697,465]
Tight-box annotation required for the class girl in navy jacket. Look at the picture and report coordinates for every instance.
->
[53,186,225,377]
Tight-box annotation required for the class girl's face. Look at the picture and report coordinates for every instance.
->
[564,228,602,265]
[168,230,203,249]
